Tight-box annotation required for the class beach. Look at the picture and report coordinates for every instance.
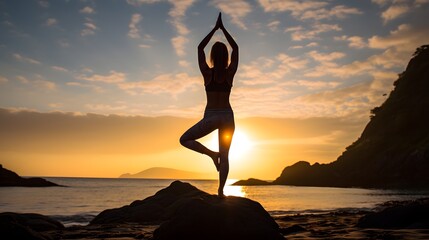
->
[41,210,428,239]
[1,178,429,239]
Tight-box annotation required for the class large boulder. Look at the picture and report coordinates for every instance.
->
[0,212,64,240]
[91,180,284,240]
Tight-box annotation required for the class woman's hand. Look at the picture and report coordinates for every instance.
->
[215,12,224,30]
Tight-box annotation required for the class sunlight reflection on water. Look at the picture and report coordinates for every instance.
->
[223,179,246,197]
[224,185,246,197]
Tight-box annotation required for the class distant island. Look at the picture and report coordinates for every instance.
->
[119,167,217,180]
[235,45,429,189]
[0,164,61,187]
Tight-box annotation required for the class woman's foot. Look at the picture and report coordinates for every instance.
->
[218,189,225,197]
[209,152,220,172]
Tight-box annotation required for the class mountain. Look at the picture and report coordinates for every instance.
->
[237,45,429,189]
[119,167,216,180]
[0,164,61,187]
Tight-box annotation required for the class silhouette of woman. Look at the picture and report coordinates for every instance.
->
[180,13,238,197]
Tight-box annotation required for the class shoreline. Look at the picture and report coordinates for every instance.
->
[22,206,429,240]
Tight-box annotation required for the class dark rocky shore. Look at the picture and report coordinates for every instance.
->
[2,181,429,240]
[0,164,61,187]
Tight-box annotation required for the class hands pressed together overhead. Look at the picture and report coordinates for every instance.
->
[215,12,225,31]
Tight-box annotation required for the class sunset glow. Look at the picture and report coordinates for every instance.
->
[205,128,253,161]
[1,0,428,179]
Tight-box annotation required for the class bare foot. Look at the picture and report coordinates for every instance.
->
[218,189,225,197]
[210,152,220,172]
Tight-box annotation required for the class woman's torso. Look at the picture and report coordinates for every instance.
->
[204,68,232,110]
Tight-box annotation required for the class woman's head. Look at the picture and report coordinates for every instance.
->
[210,42,228,69]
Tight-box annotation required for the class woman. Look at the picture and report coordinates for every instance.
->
[180,13,238,197]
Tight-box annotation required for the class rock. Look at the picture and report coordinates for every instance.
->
[0,212,64,240]
[92,180,284,240]
[357,198,429,229]
[280,224,306,235]
[0,164,61,187]
[232,178,271,186]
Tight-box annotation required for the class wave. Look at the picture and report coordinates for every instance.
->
[50,214,96,227]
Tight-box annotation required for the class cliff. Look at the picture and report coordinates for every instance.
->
[274,45,429,188]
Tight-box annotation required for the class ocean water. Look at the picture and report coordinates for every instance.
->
[1,177,428,226]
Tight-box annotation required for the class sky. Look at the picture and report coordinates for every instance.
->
[1,0,428,179]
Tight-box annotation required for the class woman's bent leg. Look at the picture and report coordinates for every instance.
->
[180,117,220,171]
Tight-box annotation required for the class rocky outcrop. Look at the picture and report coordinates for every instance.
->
[357,198,429,229]
[0,165,60,187]
[0,212,64,240]
[232,178,271,186]
[237,45,429,189]
[92,180,284,240]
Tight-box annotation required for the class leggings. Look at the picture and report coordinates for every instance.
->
[179,108,235,194]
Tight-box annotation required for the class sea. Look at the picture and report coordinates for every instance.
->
[1,177,428,227]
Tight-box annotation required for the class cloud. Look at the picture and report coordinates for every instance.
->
[286,23,342,41]
[51,66,69,72]
[15,75,56,90]
[13,53,41,65]
[38,0,49,8]
[167,0,195,57]
[171,35,189,57]
[335,35,367,49]
[415,0,429,6]
[211,0,252,30]
[58,39,70,48]
[16,75,30,84]
[373,0,429,23]
[382,4,410,23]
[118,72,199,96]
[85,103,127,112]
[48,103,63,108]
[300,5,362,21]
[311,46,410,78]
[126,0,162,6]
[34,79,56,91]
[77,71,126,83]
[238,54,308,86]
[302,24,429,80]
[307,50,345,62]
[368,24,429,52]
[128,14,142,39]
[267,20,280,31]
[45,18,57,26]
[80,6,95,14]
[372,0,389,6]
[66,82,104,93]
[179,60,191,67]
[0,76,8,84]
[139,44,151,48]
[81,18,97,36]
[297,70,397,119]
[258,0,328,16]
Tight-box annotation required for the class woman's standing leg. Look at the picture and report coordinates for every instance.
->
[217,116,235,196]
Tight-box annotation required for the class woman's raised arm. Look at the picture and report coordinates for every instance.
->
[219,13,239,76]
[198,19,219,74]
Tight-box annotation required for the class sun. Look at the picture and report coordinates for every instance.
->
[204,128,253,160]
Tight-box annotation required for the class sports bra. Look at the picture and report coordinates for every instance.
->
[205,70,232,92]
